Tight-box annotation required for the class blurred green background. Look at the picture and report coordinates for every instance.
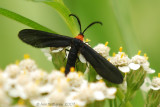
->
[0,0,160,106]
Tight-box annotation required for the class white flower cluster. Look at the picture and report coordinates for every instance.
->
[151,76,160,90]
[109,50,155,74]
[93,45,155,77]
[110,52,130,73]
[93,43,110,58]
[0,58,116,107]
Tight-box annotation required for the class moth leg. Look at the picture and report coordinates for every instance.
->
[63,49,70,61]
[86,62,89,68]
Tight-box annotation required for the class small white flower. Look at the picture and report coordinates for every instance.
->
[130,55,155,74]
[110,52,130,66]
[0,88,11,107]
[48,70,65,84]
[24,82,40,99]
[30,96,48,107]
[16,74,31,86]
[151,77,160,90]
[38,83,53,94]
[106,87,117,99]
[110,52,130,73]
[65,92,86,106]
[30,69,48,85]
[53,78,70,94]
[4,64,20,78]
[0,71,5,86]
[19,59,37,72]
[93,43,110,58]
[67,72,84,89]
[48,89,67,104]
[130,55,147,64]
[140,77,152,92]
[93,91,105,100]
[90,82,117,99]
[4,78,27,99]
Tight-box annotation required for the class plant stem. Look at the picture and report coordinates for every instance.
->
[114,98,117,107]
[109,100,113,107]
[116,89,132,107]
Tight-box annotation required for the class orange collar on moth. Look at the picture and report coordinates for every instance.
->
[75,34,84,41]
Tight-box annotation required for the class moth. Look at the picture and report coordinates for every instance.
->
[18,14,123,84]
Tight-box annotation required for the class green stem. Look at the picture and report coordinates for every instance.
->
[114,98,117,107]
[109,100,113,107]
[116,89,132,107]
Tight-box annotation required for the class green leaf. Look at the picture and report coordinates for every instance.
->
[0,7,55,33]
[44,0,79,36]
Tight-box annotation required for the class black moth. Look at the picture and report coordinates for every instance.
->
[18,14,123,84]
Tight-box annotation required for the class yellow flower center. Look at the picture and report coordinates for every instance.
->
[107,58,111,61]
[78,72,83,77]
[112,52,116,57]
[60,67,65,73]
[85,38,90,42]
[121,53,124,58]
[105,41,109,46]
[158,73,160,78]
[24,54,30,59]
[58,88,62,92]
[35,79,40,85]
[119,46,123,52]
[18,99,25,105]
[99,79,104,83]
[137,50,141,55]
[70,67,75,72]
[67,78,71,82]
[144,53,147,57]
[15,60,19,65]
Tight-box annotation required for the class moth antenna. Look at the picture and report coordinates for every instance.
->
[82,21,102,34]
[69,14,82,34]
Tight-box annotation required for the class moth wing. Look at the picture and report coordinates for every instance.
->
[18,29,72,48]
[80,43,123,84]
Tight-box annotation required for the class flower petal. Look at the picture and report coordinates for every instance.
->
[51,47,63,53]
[118,66,130,73]
[145,68,155,74]
[94,91,105,100]
[140,77,151,92]
[79,54,87,63]
[150,86,160,90]
[129,63,140,70]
